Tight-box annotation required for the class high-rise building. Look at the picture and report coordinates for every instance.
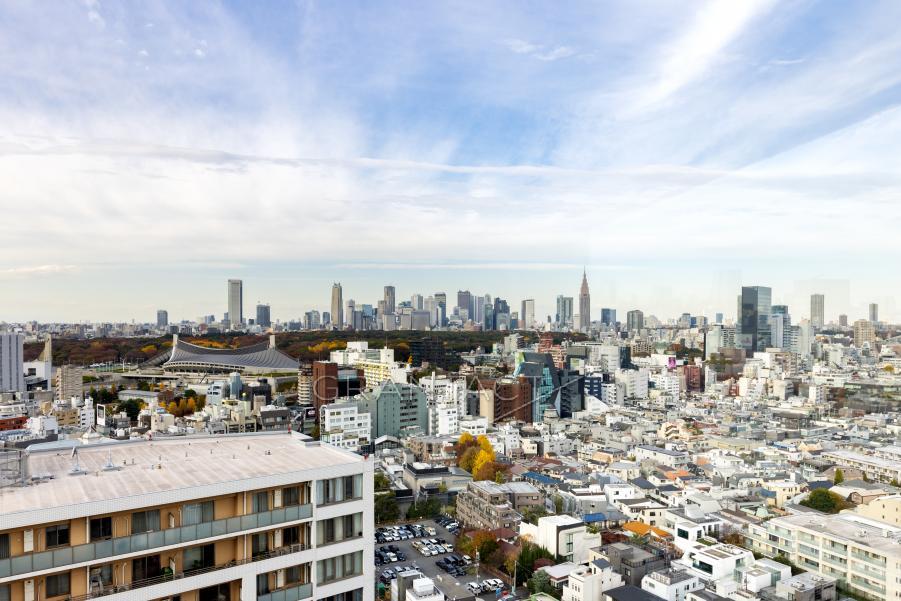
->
[771,305,790,349]
[312,361,339,414]
[227,279,243,327]
[156,309,168,328]
[331,283,343,329]
[810,293,825,329]
[853,319,876,348]
[520,299,535,329]
[578,270,591,330]
[345,300,356,328]
[0,332,25,393]
[715,312,724,324]
[410,293,423,311]
[600,308,616,325]
[838,314,848,327]
[256,303,271,328]
[384,285,396,314]
[626,310,644,332]
[457,290,472,321]
[56,364,84,401]
[869,303,879,323]
[0,434,373,600]
[739,286,772,354]
[556,296,574,327]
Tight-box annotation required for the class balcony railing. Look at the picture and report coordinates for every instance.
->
[0,504,312,579]
[258,582,313,601]
[65,543,311,601]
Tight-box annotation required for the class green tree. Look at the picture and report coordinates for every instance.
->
[528,569,555,596]
[553,494,564,514]
[799,489,851,514]
[521,505,549,525]
[374,492,400,524]
[374,472,391,492]
[833,468,844,485]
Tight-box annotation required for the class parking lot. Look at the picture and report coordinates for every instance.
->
[375,518,516,600]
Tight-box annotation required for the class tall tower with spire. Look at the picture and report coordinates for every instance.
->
[579,268,591,330]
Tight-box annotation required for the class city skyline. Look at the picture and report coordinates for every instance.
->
[2,2,901,321]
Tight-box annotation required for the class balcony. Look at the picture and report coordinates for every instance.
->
[850,550,886,568]
[0,504,312,579]
[66,543,311,601]
[258,582,313,601]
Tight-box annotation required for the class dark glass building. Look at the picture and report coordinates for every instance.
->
[739,286,772,355]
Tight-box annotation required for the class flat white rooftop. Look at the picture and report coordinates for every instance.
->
[0,432,364,518]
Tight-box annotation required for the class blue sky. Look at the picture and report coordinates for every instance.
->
[1,0,900,323]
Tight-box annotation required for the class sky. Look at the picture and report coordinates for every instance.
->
[1,0,901,324]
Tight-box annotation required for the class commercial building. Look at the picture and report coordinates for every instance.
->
[869,303,879,323]
[810,293,825,329]
[557,296,574,327]
[579,271,591,330]
[331,283,343,330]
[383,286,396,315]
[157,310,168,328]
[0,432,373,601]
[521,299,536,330]
[255,304,271,328]
[228,279,243,328]
[0,332,25,393]
[626,310,644,333]
[739,286,772,355]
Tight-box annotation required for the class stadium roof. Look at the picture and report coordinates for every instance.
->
[162,335,298,373]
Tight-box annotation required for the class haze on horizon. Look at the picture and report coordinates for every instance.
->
[2,1,901,323]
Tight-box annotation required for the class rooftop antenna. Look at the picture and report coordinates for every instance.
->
[68,447,87,476]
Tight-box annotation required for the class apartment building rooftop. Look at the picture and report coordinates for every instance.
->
[0,432,363,524]
[772,512,901,557]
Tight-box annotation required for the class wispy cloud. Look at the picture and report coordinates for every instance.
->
[502,38,576,62]
[0,265,79,277]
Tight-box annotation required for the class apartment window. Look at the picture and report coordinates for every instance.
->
[199,583,230,601]
[283,486,300,506]
[316,551,363,584]
[285,564,306,584]
[256,573,270,595]
[316,475,362,505]
[283,526,301,547]
[316,513,362,546]
[90,517,113,541]
[132,555,161,581]
[183,501,215,525]
[0,584,10,601]
[0,533,9,560]
[252,532,268,558]
[319,590,363,601]
[131,510,160,534]
[183,544,215,572]
[45,524,70,549]
[45,573,70,597]
[91,564,113,587]
[253,491,270,513]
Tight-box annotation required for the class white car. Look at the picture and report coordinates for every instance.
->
[467,582,483,593]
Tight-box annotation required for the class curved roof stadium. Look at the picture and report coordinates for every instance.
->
[162,335,298,374]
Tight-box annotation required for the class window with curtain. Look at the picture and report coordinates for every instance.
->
[316,551,362,584]
[183,544,215,572]
[253,491,269,513]
[256,573,270,595]
[283,486,300,506]
[0,583,10,601]
[131,510,160,534]
[317,475,363,505]
[183,501,214,525]
[316,513,362,546]
[252,532,268,558]
[45,573,70,597]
